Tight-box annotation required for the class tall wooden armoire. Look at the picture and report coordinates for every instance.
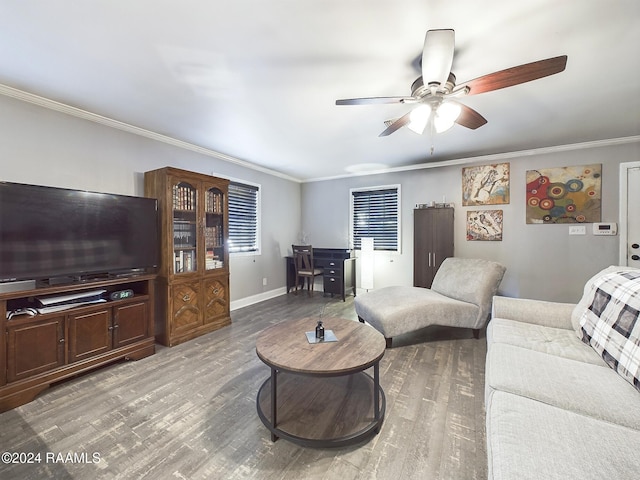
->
[413,207,454,288]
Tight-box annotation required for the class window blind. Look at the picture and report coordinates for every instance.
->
[351,187,399,251]
[228,182,259,253]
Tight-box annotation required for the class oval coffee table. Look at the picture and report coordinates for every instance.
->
[256,316,386,447]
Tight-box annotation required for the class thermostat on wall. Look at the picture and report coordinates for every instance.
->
[592,222,617,236]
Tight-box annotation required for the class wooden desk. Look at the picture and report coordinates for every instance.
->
[286,248,356,301]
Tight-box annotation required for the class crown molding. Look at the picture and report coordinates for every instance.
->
[3,83,637,185]
[0,83,302,183]
[304,135,640,183]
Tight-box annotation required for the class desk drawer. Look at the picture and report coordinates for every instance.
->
[316,259,343,270]
[322,267,342,277]
[323,275,342,294]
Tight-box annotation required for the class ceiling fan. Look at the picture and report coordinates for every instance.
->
[336,29,567,137]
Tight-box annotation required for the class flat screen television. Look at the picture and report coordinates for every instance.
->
[0,181,159,284]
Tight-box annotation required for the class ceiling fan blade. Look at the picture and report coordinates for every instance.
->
[336,96,417,106]
[379,110,413,137]
[455,103,487,129]
[458,55,568,96]
[422,29,455,87]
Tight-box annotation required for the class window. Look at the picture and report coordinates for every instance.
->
[350,185,400,252]
[228,181,260,254]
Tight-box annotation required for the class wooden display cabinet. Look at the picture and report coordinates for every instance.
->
[0,275,156,412]
[145,167,231,346]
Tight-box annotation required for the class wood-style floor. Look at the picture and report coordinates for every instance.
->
[0,293,488,480]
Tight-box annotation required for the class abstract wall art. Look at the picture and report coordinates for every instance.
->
[462,163,510,206]
[526,164,601,224]
[467,210,503,241]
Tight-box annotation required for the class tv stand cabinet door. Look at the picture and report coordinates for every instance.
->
[113,301,149,348]
[7,317,65,382]
[68,309,113,363]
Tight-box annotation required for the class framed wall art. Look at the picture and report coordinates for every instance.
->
[466,210,503,241]
[462,163,510,206]
[526,164,601,224]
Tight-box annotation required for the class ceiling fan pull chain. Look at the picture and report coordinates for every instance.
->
[429,117,435,155]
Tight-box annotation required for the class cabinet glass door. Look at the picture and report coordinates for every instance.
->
[204,187,224,270]
[172,181,198,274]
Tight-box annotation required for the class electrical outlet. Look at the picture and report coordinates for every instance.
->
[262,277,268,286]
[569,225,586,235]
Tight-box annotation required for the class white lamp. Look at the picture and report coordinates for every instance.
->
[360,237,374,291]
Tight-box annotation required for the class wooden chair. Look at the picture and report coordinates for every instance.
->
[292,245,324,296]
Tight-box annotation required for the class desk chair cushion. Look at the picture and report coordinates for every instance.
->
[297,267,324,276]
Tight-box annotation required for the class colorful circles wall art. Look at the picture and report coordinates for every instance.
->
[526,164,601,224]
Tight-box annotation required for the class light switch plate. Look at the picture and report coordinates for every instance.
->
[569,225,586,235]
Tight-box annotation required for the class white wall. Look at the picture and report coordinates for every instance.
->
[0,94,301,305]
[301,140,640,303]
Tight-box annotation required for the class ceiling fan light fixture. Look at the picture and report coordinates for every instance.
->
[434,101,462,133]
[408,104,432,134]
[336,29,567,139]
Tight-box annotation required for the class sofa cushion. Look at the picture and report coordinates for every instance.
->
[486,391,640,480]
[492,296,575,330]
[579,269,640,392]
[487,317,605,366]
[486,343,640,430]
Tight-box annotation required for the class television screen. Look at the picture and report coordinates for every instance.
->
[0,182,159,283]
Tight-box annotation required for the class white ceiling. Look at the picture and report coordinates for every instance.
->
[1,1,639,182]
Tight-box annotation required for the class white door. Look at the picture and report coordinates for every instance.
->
[627,167,640,267]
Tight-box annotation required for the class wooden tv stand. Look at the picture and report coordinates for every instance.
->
[0,274,156,412]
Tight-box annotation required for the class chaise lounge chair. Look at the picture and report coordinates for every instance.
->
[355,257,506,347]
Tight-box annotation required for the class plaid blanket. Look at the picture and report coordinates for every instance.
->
[579,270,640,392]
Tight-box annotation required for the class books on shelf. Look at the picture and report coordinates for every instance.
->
[173,185,223,214]
[206,190,223,214]
[174,249,223,272]
[206,259,224,269]
[174,250,196,273]
[205,250,224,269]
[173,184,195,211]
[173,220,196,247]
[204,226,223,248]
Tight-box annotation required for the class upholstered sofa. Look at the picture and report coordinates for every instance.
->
[355,257,506,347]
[485,265,640,479]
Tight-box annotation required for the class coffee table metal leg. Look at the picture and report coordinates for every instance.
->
[374,362,380,433]
[271,367,279,442]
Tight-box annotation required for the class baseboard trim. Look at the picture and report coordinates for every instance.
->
[230,287,287,311]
